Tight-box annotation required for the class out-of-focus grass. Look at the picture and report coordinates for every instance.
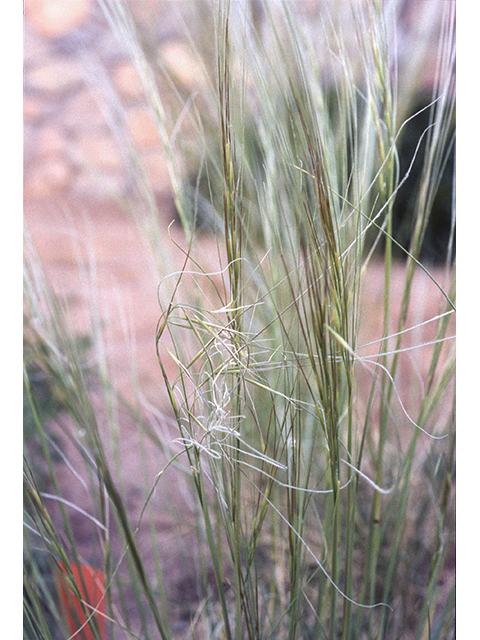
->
[24,2,455,639]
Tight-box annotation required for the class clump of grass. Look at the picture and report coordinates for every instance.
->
[24,1,455,639]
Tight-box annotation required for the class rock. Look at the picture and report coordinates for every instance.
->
[24,96,47,122]
[37,127,66,157]
[72,169,126,200]
[126,106,160,149]
[141,149,170,192]
[24,157,72,199]
[24,124,40,165]
[112,61,145,102]
[27,58,84,95]
[75,131,124,172]
[25,0,93,38]
[159,41,204,89]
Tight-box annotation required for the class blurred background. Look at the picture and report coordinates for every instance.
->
[23,3,455,637]
[23,0,455,394]
[24,0,453,238]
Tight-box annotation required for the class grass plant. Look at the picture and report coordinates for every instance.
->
[24,1,455,638]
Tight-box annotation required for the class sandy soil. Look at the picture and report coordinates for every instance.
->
[23,3,455,637]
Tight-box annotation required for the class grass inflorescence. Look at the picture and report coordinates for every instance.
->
[24,1,455,639]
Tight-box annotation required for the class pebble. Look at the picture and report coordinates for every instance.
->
[23,96,47,122]
[37,127,66,157]
[25,157,73,200]
[75,131,124,172]
[142,149,171,193]
[27,58,85,95]
[72,170,126,200]
[24,1,442,204]
[24,0,93,39]
[160,41,204,90]
[126,106,160,150]
[112,61,145,102]
[23,0,176,203]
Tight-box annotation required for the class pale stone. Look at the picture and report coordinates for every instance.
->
[159,41,204,89]
[72,169,125,199]
[24,157,72,199]
[25,0,93,38]
[24,125,39,163]
[141,149,170,192]
[24,97,46,122]
[28,59,84,94]
[37,127,66,157]
[112,61,145,102]
[126,106,159,149]
[76,132,123,171]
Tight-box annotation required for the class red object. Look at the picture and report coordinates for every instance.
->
[56,562,106,640]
